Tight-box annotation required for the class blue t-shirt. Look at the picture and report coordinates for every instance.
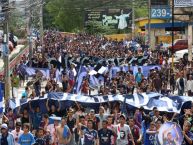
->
[18,133,35,145]
[83,128,98,145]
[144,131,156,145]
[135,72,143,83]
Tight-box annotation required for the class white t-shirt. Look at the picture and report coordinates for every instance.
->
[114,124,131,145]
[187,80,193,92]
[11,129,24,145]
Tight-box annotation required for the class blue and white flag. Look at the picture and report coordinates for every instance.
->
[9,92,193,113]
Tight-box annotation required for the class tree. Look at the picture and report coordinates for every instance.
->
[44,0,148,33]
[9,9,26,38]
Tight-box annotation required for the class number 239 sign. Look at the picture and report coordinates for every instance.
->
[151,7,171,19]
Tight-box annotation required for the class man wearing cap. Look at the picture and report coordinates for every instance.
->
[113,114,135,145]
[11,122,24,145]
[0,123,15,145]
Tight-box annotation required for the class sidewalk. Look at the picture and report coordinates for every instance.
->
[0,45,25,69]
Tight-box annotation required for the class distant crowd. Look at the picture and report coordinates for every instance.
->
[0,31,193,145]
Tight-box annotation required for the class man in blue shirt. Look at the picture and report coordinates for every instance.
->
[18,123,35,145]
[82,120,99,145]
[145,122,157,145]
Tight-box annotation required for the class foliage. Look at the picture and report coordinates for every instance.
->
[44,0,148,34]
[9,10,26,38]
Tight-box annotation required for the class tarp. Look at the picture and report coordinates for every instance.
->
[9,92,193,113]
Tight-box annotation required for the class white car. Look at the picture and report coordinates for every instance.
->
[174,48,193,60]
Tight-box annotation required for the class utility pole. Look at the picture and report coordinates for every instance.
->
[39,0,43,46]
[188,10,193,63]
[147,0,151,48]
[132,0,135,40]
[2,0,10,102]
[171,0,174,70]
[27,0,33,61]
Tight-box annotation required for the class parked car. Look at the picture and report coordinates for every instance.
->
[168,39,188,52]
[174,48,193,61]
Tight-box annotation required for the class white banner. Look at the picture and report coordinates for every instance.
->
[174,0,193,7]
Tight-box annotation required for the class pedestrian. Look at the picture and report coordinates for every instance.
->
[182,121,193,145]
[114,114,135,145]
[11,71,20,98]
[128,117,142,145]
[98,120,114,145]
[6,108,17,131]
[56,116,72,145]
[0,123,15,145]
[176,73,187,96]
[144,122,157,145]
[66,109,76,145]
[187,75,193,96]
[80,119,99,145]
[11,122,24,145]
[18,123,35,145]
[34,127,46,145]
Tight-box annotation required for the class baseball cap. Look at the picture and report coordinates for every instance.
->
[1,123,8,129]
[90,109,95,113]
[119,114,126,120]
[16,122,22,127]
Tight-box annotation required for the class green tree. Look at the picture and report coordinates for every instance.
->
[44,0,148,33]
[9,9,26,38]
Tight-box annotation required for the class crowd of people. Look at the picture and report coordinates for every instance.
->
[10,31,193,98]
[1,100,193,145]
[0,31,193,145]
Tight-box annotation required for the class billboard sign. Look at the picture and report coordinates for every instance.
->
[85,9,132,30]
[174,0,193,7]
[151,7,171,19]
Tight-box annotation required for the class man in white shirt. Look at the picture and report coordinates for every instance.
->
[113,114,135,145]
[11,122,23,145]
[187,75,193,96]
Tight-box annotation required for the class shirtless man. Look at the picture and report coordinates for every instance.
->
[56,116,72,145]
